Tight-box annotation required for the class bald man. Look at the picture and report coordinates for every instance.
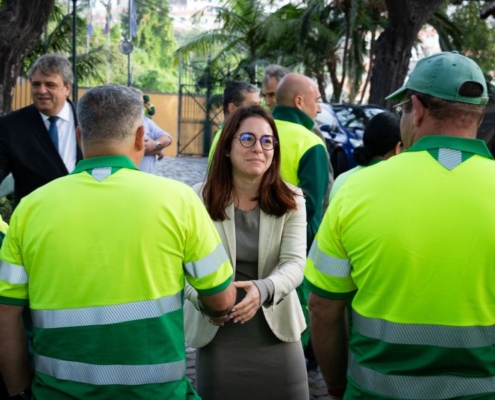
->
[272,74,329,357]
[274,74,328,246]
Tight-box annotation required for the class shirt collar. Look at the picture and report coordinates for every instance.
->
[407,135,493,159]
[272,105,315,131]
[369,157,383,166]
[40,101,71,123]
[71,155,138,174]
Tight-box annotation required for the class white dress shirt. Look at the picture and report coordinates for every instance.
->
[40,101,77,173]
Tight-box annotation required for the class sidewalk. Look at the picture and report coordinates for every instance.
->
[156,156,331,400]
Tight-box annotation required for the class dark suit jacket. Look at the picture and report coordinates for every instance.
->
[0,102,82,206]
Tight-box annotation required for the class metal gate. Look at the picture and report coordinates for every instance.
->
[177,57,225,156]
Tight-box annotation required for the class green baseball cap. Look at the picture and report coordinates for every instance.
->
[386,51,488,105]
[143,95,150,102]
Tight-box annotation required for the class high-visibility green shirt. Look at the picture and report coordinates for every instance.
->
[305,136,495,399]
[0,155,232,400]
[328,158,383,203]
[208,128,222,163]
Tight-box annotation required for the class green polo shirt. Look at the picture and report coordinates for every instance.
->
[305,136,495,399]
[0,155,232,400]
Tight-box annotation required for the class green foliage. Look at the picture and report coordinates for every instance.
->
[0,194,14,224]
[24,1,108,83]
[176,0,270,83]
[135,0,176,69]
[117,0,178,91]
[447,2,495,73]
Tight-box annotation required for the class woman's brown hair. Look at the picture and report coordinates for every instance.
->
[203,105,298,221]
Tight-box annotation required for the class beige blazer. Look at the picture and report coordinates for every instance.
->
[184,182,307,348]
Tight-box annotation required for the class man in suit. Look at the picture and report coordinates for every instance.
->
[0,53,81,207]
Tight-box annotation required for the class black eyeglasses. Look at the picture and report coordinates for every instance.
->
[393,99,411,118]
[234,132,277,150]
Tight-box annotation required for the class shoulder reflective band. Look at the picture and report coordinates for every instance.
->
[184,243,229,278]
[0,261,28,284]
[309,241,351,277]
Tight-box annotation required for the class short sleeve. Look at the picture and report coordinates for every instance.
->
[0,211,29,306]
[304,188,357,299]
[183,193,232,296]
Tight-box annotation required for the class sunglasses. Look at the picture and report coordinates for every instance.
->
[234,132,277,150]
[393,99,411,118]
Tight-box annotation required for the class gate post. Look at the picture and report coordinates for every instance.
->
[203,57,213,157]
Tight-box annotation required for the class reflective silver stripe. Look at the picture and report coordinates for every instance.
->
[309,240,351,277]
[32,292,181,329]
[184,243,228,278]
[353,310,495,348]
[439,148,462,170]
[0,261,28,284]
[91,167,112,182]
[35,354,185,386]
[348,352,495,399]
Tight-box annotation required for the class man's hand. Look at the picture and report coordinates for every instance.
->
[228,281,261,324]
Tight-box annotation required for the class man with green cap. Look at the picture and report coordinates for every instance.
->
[305,51,495,399]
[143,94,155,119]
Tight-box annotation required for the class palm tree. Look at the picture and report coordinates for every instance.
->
[176,0,270,84]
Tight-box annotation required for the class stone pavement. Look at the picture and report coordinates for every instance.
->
[156,156,331,400]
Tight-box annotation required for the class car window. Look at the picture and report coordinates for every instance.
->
[333,107,357,129]
[334,106,384,131]
[316,105,339,128]
[363,107,385,120]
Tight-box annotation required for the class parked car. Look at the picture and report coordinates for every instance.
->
[316,103,385,178]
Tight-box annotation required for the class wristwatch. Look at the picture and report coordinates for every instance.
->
[155,141,163,151]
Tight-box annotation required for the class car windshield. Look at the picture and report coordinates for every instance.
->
[334,106,384,131]
[316,105,339,128]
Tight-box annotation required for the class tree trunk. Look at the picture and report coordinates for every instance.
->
[0,1,55,115]
[369,0,444,108]
[327,58,342,103]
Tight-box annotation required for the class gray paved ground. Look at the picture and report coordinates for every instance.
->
[156,156,330,400]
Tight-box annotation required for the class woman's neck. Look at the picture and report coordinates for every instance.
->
[232,174,261,211]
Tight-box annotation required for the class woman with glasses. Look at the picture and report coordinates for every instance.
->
[184,105,309,400]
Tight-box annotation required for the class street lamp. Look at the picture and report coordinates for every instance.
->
[72,0,78,104]
[118,0,134,86]
[118,37,133,86]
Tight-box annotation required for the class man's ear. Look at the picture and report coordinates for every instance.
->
[134,124,145,151]
[227,102,236,114]
[294,95,304,111]
[394,141,403,155]
[411,95,425,127]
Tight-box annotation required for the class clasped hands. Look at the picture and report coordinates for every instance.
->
[209,281,260,326]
